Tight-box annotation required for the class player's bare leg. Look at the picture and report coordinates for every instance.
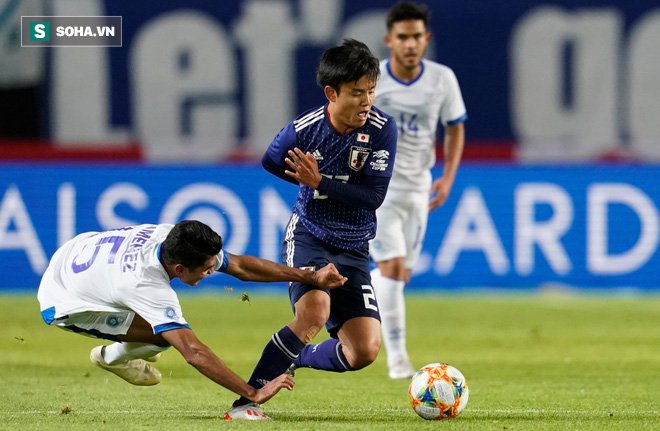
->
[288,293,381,373]
[372,257,414,379]
[289,289,330,343]
[335,316,381,369]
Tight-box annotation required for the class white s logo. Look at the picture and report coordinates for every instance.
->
[35,24,46,39]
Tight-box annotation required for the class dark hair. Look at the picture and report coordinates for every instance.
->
[161,220,222,269]
[386,2,431,31]
[316,38,380,93]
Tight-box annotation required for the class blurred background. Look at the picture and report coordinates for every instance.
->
[1,0,658,291]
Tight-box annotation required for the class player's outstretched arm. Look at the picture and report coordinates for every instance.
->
[224,254,347,288]
[161,327,294,403]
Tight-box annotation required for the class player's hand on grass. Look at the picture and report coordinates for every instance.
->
[429,176,453,211]
[313,263,347,289]
[251,373,295,404]
[285,148,322,189]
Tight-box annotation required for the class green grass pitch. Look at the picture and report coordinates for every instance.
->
[1,291,659,430]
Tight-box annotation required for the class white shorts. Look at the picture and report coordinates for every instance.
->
[370,187,429,268]
[50,310,135,341]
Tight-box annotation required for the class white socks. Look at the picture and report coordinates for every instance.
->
[103,342,170,365]
[371,268,408,367]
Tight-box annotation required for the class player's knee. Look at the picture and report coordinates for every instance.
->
[379,258,407,280]
[291,310,328,343]
[348,337,381,370]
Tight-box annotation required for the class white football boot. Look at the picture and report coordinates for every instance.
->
[223,402,271,420]
[388,358,415,380]
[90,345,162,386]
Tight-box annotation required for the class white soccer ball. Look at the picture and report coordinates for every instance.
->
[408,363,469,420]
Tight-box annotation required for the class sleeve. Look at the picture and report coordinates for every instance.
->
[315,118,397,210]
[261,122,299,185]
[317,174,390,210]
[440,68,468,126]
[214,249,230,272]
[123,281,190,334]
[364,117,398,178]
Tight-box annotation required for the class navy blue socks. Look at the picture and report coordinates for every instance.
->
[294,338,353,372]
[235,326,305,406]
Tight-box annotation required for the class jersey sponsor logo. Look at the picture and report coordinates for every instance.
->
[357,133,370,143]
[370,160,388,171]
[311,150,324,161]
[165,307,177,319]
[105,315,125,328]
[349,146,370,171]
[372,150,389,160]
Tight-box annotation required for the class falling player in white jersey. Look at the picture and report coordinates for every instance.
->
[38,220,346,408]
[369,2,467,379]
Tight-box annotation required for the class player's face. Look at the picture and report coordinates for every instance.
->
[179,256,216,286]
[386,19,430,71]
[327,75,376,133]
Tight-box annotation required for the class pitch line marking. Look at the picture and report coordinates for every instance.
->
[4,408,660,415]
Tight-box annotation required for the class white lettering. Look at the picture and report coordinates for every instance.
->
[511,7,620,161]
[629,11,660,159]
[234,0,298,154]
[35,24,46,38]
[57,183,76,247]
[587,183,659,274]
[96,183,148,230]
[342,10,392,60]
[51,0,128,144]
[159,183,250,254]
[515,183,573,276]
[435,187,510,275]
[0,186,47,273]
[97,26,114,37]
[131,12,238,161]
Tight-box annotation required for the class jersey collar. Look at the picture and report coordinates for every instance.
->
[386,59,425,86]
[156,242,164,265]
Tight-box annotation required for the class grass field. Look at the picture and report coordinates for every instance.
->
[2,291,659,430]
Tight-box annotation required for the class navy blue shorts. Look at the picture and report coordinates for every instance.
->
[281,215,380,338]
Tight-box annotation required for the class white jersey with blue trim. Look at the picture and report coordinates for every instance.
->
[38,224,230,334]
[264,104,397,249]
[375,59,467,192]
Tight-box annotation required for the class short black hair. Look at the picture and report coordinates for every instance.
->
[316,38,380,94]
[160,220,222,270]
[386,2,431,31]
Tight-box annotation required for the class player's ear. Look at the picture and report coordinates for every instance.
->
[425,31,432,43]
[324,85,337,103]
[173,263,186,277]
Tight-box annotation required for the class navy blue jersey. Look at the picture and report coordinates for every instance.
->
[263,104,397,249]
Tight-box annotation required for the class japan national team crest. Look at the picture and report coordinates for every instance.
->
[349,146,371,171]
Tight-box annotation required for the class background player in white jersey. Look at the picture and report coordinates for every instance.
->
[369,2,467,379]
[38,220,346,410]
[224,39,397,420]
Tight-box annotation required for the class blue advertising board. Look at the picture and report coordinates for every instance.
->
[1,164,658,291]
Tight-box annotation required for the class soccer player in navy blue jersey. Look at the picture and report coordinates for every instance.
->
[224,39,398,420]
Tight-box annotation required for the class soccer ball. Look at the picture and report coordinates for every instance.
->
[408,363,469,420]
